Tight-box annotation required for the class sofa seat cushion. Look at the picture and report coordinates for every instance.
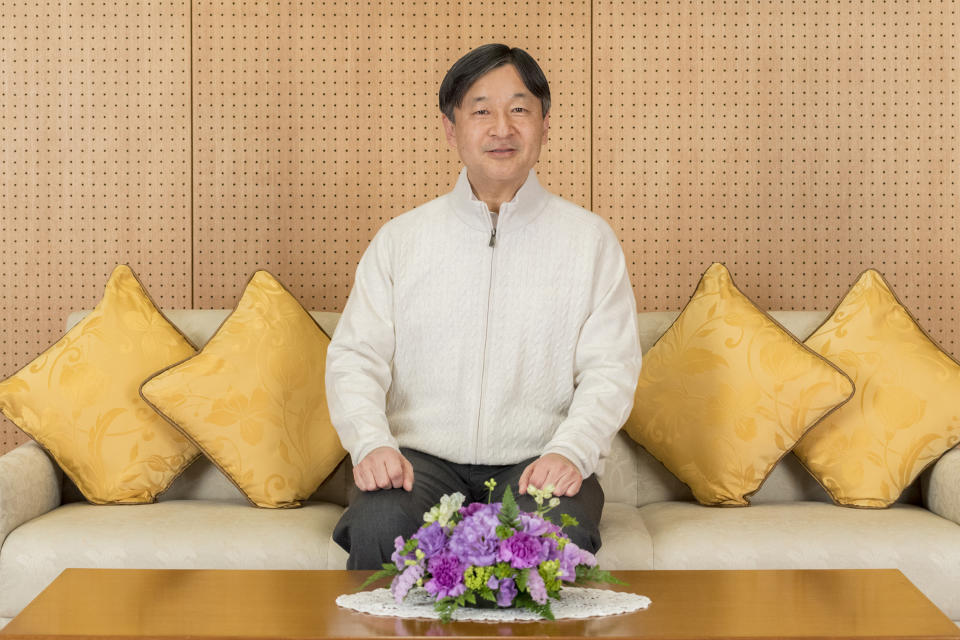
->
[0,500,348,619]
[594,501,654,570]
[640,501,960,620]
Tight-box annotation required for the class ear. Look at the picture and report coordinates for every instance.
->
[441,114,458,151]
[541,113,550,146]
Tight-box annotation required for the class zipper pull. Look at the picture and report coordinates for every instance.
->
[488,227,497,248]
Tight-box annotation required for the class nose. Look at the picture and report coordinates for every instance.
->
[490,111,512,138]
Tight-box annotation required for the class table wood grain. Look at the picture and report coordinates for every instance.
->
[2,568,958,639]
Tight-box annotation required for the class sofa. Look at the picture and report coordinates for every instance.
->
[0,309,958,628]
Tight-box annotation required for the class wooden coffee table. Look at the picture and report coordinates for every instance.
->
[1,568,957,639]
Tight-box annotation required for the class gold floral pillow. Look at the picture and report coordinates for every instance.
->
[140,270,346,508]
[795,269,960,508]
[623,263,854,506]
[0,265,200,504]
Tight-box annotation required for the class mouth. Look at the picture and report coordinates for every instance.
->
[486,148,517,157]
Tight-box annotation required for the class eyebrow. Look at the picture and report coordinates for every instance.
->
[470,92,531,103]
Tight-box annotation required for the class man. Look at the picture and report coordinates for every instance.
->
[326,43,642,570]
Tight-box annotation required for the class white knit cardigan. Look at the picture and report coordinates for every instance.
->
[325,168,642,478]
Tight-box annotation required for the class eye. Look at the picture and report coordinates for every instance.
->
[512,107,527,113]
[474,109,489,116]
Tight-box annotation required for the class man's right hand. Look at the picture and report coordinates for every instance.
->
[353,446,414,492]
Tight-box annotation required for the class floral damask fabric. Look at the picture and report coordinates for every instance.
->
[623,263,854,506]
[0,265,199,503]
[140,270,346,508]
[796,270,960,508]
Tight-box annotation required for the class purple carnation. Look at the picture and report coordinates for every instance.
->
[525,568,548,604]
[448,507,501,566]
[424,551,467,600]
[519,513,560,537]
[496,577,518,607]
[413,522,448,559]
[498,531,548,569]
[558,541,597,581]
[390,563,424,603]
[460,502,501,518]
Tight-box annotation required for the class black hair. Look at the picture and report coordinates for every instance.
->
[439,44,551,122]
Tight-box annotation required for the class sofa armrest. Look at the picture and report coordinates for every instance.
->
[923,446,960,526]
[0,441,61,548]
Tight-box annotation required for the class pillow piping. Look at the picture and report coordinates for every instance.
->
[634,262,856,507]
[794,267,960,508]
[138,269,334,509]
[0,264,203,504]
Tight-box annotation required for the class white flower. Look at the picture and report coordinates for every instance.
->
[423,491,465,528]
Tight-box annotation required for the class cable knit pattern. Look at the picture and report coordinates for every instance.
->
[0,442,60,550]
[325,168,642,477]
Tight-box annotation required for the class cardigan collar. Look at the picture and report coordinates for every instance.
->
[448,167,551,235]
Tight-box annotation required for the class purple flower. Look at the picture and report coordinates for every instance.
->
[448,507,501,566]
[424,551,467,600]
[413,522,448,559]
[498,531,548,569]
[390,563,424,603]
[391,536,414,571]
[496,577,518,607]
[525,568,548,604]
[460,502,501,518]
[519,513,560,537]
[558,541,597,581]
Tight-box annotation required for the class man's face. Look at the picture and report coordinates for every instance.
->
[442,64,549,192]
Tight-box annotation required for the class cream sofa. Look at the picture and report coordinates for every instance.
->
[0,309,958,628]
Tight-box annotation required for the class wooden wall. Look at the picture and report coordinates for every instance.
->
[1,1,957,453]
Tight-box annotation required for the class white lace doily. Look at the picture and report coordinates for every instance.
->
[336,586,651,622]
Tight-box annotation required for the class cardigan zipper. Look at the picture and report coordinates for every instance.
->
[475,212,497,462]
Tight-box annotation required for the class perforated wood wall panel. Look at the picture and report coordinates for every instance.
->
[192,0,590,308]
[595,0,959,351]
[0,1,191,452]
[2,1,958,455]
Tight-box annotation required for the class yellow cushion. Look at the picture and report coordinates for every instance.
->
[0,265,200,504]
[795,269,960,507]
[140,270,346,508]
[623,263,854,506]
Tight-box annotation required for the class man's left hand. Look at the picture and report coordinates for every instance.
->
[518,453,582,497]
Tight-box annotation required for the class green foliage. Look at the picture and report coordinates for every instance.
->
[514,592,556,620]
[493,562,514,579]
[574,564,626,585]
[499,485,520,528]
[401,538,419,555]
[358,563,400,590]
[434,598,458,623]
[560,513,579,529]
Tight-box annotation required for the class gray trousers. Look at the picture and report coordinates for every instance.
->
[332,448,605,570]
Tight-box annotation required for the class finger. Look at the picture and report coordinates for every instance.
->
[384,454,404,489]
[553,475,574,497]
[356,464,375,492]
[565,476,582,497]
[352,466,365,491]
[372,459,392,490]
[518,462,535,494]
[542,466,566,495]
[528,463,549,493]
[401,456,415,492]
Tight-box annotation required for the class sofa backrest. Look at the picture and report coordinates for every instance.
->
[61,309,923,508]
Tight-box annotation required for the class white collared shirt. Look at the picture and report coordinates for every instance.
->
[325,168,642,478]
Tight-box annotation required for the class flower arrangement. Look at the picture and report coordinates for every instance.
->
[361,479,623,622]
